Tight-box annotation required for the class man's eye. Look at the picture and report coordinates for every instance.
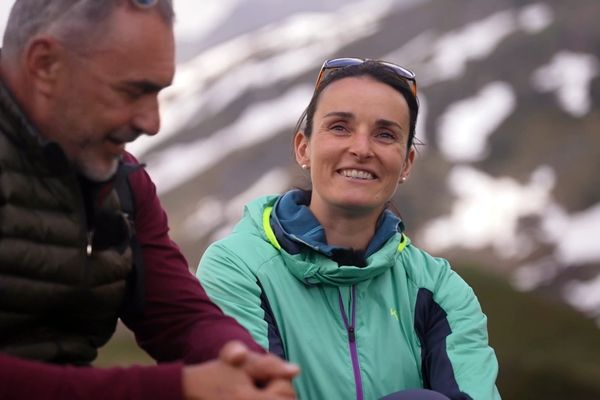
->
[120,88,142,100]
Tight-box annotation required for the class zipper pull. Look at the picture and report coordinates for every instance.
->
[86,231,94,256]
[348,326,356,342]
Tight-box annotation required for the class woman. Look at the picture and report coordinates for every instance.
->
[197,58,500,400]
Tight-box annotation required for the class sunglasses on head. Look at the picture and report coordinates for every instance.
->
[132,0,159,8]
[315,58,417,98]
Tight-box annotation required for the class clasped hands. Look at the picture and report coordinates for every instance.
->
[183,341,300,399]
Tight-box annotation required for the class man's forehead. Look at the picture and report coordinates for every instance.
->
[99,3,175,51]
[84,4,175,85]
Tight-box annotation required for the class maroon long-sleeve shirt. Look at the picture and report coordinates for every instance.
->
[0,153,262,399]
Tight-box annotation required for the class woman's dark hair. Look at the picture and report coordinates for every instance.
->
[294,60,419,151]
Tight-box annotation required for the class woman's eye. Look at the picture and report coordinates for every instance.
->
[376,131,397,142]
[330,124,348,133]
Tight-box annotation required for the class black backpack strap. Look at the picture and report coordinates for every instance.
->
[114,163,146,317]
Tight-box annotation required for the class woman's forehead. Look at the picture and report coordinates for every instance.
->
[315,76,410,117]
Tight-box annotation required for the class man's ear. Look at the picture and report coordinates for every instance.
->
[294,130,310,168]
[24,37,65,96]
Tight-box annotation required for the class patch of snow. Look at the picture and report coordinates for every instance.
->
[564,274,600,320]
[424,10,517,82]
[144,84,313,194]
[532,51,599,117]
[420,165,555,258]
[518,2,553,34]
[128,0,394,157]
[437,82,515,162]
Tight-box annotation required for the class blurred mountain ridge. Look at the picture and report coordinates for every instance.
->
[98,0,600,397]
[129,0,600,322]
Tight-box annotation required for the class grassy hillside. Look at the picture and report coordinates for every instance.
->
[459,266,600,399]
[94,323,153,367]
[95,266,600,398]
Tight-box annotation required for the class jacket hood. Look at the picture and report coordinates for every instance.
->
[236,194,409,287]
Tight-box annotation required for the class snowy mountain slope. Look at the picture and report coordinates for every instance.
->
[128,0,600,324]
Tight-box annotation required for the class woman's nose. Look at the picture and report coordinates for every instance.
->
[349,132,374,160]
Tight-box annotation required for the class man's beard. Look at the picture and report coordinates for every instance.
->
[74,149,120,182]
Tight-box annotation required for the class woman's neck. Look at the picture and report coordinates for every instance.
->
[310,205,381,251]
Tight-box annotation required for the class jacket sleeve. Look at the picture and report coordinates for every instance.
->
[414,256,501,400]
[0,353,182,400]
[119,152,264,363]
[196,238,275,354]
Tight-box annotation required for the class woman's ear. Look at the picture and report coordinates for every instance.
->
[294,131,310,168]
[400,147,416,181]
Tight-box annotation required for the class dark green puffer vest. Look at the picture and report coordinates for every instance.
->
[0,82,133,365]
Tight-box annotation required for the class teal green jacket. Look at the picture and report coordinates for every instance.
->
[197,194,500,400]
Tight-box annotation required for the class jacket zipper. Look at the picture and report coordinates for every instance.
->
[86,231,94,256]
[338,285,363,400]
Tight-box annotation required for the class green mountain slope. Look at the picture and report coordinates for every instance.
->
[459,266,600,399]
[96,266,600,399]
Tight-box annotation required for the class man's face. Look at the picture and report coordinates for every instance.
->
[49,6,175,181]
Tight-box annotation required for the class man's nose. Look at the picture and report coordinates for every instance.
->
[132,96,160,136]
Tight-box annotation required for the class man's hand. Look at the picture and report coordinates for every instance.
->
[182,341,299,400]
[219,341,299,385]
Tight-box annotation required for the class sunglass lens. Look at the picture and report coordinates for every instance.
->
[324,58,364,69]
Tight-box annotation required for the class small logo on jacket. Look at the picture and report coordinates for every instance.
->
[390,307,399,321]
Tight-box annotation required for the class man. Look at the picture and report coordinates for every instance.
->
[0,0,298,399]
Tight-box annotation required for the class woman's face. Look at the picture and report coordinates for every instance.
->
[295,76,415,219]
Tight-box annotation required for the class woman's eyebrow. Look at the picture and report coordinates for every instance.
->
[376,119,404,131]
[323,111,354,120]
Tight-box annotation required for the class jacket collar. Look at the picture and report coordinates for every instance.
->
[272,189,404,258]
[261,189,406,286]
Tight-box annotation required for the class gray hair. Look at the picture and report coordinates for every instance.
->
[2,0,174,58]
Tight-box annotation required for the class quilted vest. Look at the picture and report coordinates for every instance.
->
[0,81,133,365]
